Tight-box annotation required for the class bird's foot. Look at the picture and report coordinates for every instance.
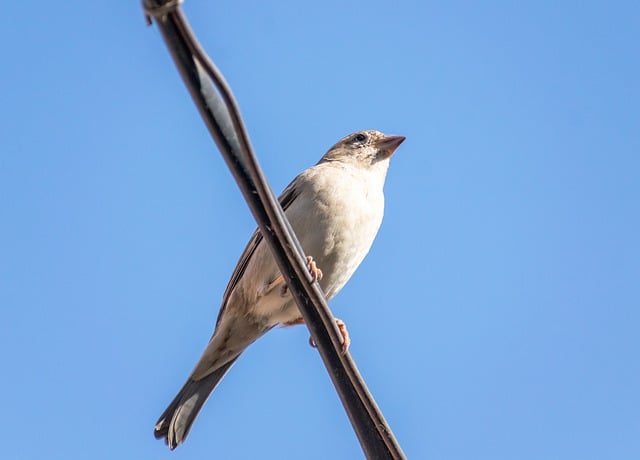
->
[307,256,324,283]
[282,316,350,353]
[306,255,323,283]
[279,255,323,297]
[308,318,350,354]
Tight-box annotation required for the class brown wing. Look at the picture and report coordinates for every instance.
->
[214,179,301,327]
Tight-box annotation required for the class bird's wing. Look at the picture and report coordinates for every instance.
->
[215,177,301,327]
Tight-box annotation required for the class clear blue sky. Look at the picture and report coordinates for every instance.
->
[1,1,638,459]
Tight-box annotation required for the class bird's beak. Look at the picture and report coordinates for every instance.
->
[377,135,406,158]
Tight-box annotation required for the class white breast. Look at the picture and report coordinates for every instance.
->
[285,161,388,299]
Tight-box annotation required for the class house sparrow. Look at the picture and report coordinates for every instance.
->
[154,130,405,449]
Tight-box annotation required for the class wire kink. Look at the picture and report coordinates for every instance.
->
[143,2,406,458]
[143,0,183,25]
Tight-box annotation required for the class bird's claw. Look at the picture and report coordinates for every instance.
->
[306,255,323,283]
[279,256,322,297]
[308,318,350,354]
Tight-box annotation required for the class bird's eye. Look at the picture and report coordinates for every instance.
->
[352,133,367,143]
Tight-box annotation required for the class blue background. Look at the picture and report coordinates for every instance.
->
[1,1,638,459]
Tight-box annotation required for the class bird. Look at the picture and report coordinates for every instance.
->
[154,130,405,449]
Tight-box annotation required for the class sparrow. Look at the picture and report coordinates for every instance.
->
[154,130,405,449]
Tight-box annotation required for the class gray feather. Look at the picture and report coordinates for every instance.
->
[154,357,239,449]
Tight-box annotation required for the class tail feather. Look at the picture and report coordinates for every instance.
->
[154,357,239,449]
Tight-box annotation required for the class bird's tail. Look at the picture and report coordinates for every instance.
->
[154,357,239,450]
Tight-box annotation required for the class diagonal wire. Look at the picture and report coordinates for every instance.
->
[143,1,406,458]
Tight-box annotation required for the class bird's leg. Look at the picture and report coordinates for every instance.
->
[284,317,350,354]
[264,274,285,296]
[274,255,323,297]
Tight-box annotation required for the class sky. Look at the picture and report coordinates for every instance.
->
[1,1,639,459]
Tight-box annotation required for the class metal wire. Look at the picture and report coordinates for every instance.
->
[143,1,406,458]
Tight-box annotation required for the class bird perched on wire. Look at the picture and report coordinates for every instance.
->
[154,130,405,449]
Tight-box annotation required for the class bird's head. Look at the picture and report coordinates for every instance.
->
[319,130,405,168]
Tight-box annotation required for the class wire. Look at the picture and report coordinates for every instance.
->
[143,1,407,458]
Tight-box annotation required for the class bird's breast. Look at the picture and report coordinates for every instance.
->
[286,166,385,299]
